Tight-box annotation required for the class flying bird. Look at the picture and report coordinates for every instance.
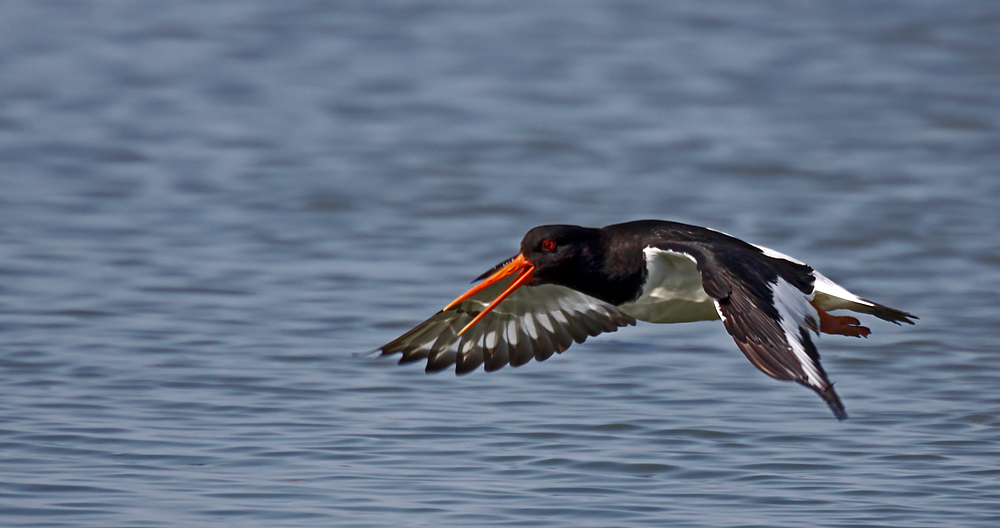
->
[376,220,916,420]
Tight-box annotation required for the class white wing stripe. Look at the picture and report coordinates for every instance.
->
[772,277,823,388]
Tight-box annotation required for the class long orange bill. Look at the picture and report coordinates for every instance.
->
[442,254,536,335]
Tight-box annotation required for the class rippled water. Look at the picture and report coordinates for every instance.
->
[2,1,999,527]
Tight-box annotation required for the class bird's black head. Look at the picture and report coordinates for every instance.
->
[442,223,637,334]
[519,224,602,285]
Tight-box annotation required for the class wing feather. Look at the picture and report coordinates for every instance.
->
[718,273,847,420]
[485,318,510,372]
[655,241,848,420]
[455,334,483,375]
[379,275,636,374]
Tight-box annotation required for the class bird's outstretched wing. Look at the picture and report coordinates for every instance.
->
[378,274,636,374]
[655,241,847,420]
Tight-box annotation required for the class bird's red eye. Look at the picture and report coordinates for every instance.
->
[541,239,557,251]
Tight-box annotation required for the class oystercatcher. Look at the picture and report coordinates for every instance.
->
[377,220,916,420]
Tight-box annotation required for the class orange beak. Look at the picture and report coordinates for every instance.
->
[444,254,536,335]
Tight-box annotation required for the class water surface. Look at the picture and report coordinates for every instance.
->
[1,1,999,527]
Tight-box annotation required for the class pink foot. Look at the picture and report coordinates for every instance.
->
[814,303,871,338]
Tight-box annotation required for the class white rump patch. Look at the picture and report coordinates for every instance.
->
[812,271,875,310]
[754,244,877,313]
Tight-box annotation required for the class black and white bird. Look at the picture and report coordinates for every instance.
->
[377,220,916,420]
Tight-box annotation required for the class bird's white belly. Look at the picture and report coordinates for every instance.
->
[619,247,721,324]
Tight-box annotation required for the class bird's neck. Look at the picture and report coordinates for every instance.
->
[554,242,647,306]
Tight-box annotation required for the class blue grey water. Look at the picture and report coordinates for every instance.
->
[1,1,998,526]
